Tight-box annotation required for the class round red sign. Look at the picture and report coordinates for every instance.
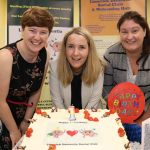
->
[108,82,145,123]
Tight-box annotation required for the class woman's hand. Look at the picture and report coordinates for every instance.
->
[10,129,21,148]
[19,120,30,135]
[135,109,150,126]
[134,119,142,126]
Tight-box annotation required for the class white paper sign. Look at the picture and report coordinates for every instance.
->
[142,118,150,150]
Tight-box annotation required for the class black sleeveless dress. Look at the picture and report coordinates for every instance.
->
[0,39,47,150]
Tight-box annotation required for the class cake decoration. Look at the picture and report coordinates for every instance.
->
[28,118,36,123]
[47,129,65,138]
[47,129,98,138]
[41,112,51,118]
[80,129,97,137]
[51,107,57,112]
[35,108,42,114]
[68,106,76,121]
[91,107,97,112]
[83,110,99,122]
[17,109,130,150]
[66,130,78,137]
[16,146,26,150]
[115,118,121,125]
[118,127,125,137]
[25,128,33,137]
[74,108,79,113]
[35,108,50,118]
[124,142,130,149]
[48,144,56,150]
[102,109,116,118]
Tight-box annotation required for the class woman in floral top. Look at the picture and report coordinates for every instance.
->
[0,7,54,149]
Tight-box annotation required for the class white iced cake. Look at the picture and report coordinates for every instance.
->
[14,108,130,150]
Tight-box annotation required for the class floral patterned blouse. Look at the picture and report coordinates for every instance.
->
[6,39,47,124]
[0,39,47,150]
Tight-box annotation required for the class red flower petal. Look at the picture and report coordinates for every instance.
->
[118,127,125,137]
[35,108,42,114]
[26,128,33,137]
[88,117,94,121]
[93,117,99,122]
[75,108,79,113]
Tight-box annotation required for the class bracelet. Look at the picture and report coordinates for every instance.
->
[23,118,30,124]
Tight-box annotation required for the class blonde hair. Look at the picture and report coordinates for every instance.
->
[58,27,105,87]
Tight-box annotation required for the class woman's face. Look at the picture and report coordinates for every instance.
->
[66,33,89,73]
[22,26,49,53]
[119,20,146,54]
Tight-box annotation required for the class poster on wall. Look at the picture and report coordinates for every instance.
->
[80,0,146,56]
[7,0,73,60]
[7,0,73,109]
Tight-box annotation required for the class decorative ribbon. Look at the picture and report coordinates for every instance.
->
[6,99,33,107]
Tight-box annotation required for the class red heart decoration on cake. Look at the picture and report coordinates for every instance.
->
[66,130,78,136]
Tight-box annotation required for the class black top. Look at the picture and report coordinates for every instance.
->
[0,39,47,150]
[3,39,47,124]
[71,73,82,109]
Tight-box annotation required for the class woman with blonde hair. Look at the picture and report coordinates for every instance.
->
[49,27,105,109]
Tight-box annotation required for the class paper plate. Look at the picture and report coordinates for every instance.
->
[108,82,145,123]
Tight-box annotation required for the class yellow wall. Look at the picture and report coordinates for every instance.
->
[1,0,150,48]
[0,0,7,47]
[0,0,150,108]
[147,0,150,25]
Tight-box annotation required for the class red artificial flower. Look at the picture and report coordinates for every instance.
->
[35,108,42,114]
[93,117,99,122]
[75,108,79,113]
[118,127,125,137]
[48,144,56,150]
[26,128,33,137]
[41,111,47,116]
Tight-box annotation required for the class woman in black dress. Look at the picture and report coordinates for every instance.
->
[0,7,54,149]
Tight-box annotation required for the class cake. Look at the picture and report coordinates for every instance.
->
[13,108,131,150]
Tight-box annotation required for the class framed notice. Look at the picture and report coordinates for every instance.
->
[80,0,146,36]
[7,0,73,44]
